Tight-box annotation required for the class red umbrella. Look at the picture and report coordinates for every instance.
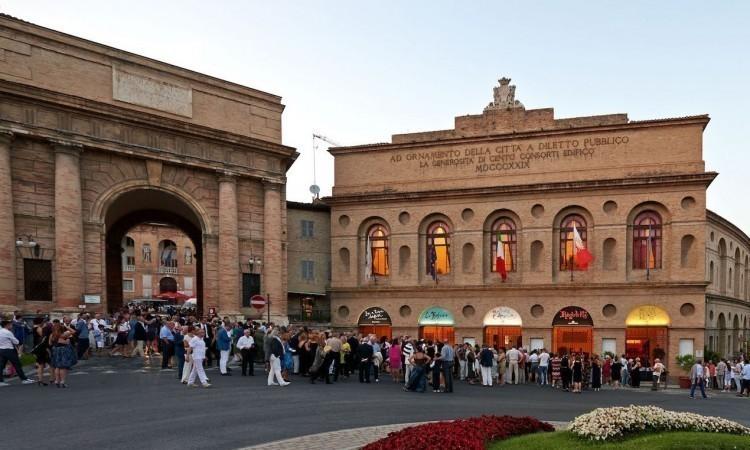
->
[155,291,190,302]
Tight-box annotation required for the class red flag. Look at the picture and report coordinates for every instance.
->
[573,224,593,270]
[495,237,507,281]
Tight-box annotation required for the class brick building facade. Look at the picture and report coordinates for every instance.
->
[1,15,296,321]
[705,211,750,356]
[326,78,740,370]
[118,223,198,303]
[286,201,331,325]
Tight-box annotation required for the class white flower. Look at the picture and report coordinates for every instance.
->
[569,405,750,441]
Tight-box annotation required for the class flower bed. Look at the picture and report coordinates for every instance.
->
[570,405,750,441]
[363,415,554,450]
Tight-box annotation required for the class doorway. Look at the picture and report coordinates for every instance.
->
[483,326,522,349]
[553,326,593,356]
[626,326,668,364]
[419,325,455,345]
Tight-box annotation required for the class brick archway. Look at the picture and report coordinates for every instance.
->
[104,188,205,313]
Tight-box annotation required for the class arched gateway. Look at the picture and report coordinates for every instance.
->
[0,18,297,319]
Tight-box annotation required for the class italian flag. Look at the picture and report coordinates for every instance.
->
[573,224,594,270]
[495,237,507,281]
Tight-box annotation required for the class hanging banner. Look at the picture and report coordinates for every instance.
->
[358,307,392,325]
[552,306,594,326]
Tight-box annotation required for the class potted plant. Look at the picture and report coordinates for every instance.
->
[675,354,695,388]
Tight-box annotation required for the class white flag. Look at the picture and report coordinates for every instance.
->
[572,224,585,251]
[364,235,372,281]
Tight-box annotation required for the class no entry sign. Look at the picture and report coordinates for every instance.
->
[250,295,267,309]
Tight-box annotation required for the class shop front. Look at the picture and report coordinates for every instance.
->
[483,306,523,349]
[552,306,594,356]
[418,306,455,344]
[625,305,670,365]
[358,306,392,339]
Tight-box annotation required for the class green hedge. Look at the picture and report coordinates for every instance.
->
[490,431,750,449]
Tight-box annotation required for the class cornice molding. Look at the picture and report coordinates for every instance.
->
[0,80,296,159]
[330,280,709,295]
[325,172,717,205]
[329,115,711,155]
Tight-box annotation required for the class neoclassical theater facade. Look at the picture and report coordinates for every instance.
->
[0,15,296,320]
[328,78,750,365]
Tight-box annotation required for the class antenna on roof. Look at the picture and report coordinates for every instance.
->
[310,133,343,200]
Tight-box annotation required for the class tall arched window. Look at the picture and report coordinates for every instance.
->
[490,218,517,272]
[560,214,586,271]
[159,240,178,273]
[632,211,662,269]
[426,222,451,276]
[122,236,135,271]
[368,225,389,276]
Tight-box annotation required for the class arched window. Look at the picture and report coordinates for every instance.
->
[368,225,389,276]
[426,222,451,276]
[560,214,586,271]
[490,218,516,272]
[632,211,662,269]
[159,240,178,272]
[122,236,135,271]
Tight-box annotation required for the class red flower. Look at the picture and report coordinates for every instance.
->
[362,415,554,450]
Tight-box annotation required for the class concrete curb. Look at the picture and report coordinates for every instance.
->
[239,420,569,450]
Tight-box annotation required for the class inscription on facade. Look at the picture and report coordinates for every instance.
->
[113,66,193,117]
[389,134,630,175]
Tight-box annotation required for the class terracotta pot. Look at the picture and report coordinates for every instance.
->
[678,376,692,389]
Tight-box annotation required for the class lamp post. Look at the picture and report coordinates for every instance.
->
[15,234,40,258]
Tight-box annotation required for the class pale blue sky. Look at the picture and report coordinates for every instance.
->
[4,1,749,230]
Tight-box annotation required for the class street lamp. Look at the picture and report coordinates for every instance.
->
[248,256,262,274]
[16,234,40,258]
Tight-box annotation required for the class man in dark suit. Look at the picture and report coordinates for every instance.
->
[357,339,374,383]
[200,318,214,367]
[131,314,147,359]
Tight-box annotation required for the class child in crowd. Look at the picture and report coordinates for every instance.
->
[93,324,105,353]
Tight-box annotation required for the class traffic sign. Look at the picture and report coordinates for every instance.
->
[250,295,267,309]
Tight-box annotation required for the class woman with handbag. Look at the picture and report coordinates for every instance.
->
[49,323,77,388]
[31,316,51,386]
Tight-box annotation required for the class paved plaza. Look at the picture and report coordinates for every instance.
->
[3,356,749,450]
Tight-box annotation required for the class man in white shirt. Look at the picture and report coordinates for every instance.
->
[689,358,707,399]
[528,351,539,383]
[0,320,35,386]
[538,349,550,386]
[237,329,256,376]
[506,346,520,384]
[186,328,210,388]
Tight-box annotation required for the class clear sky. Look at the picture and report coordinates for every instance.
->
[4,1,749,230]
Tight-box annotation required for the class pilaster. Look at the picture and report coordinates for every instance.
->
[218,173,240,315]
[263,179,285,322]
[0,131,16,311]
[53,141,84,310]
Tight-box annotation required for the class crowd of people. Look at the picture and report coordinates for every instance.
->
[3,309,750,398]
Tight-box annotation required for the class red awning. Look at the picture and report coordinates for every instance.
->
[155,291,190,302]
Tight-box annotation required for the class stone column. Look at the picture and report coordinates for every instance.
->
[54,142,85,310]
[218,174,240,315]
[263,180,285,322]
[0,131,16,310]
